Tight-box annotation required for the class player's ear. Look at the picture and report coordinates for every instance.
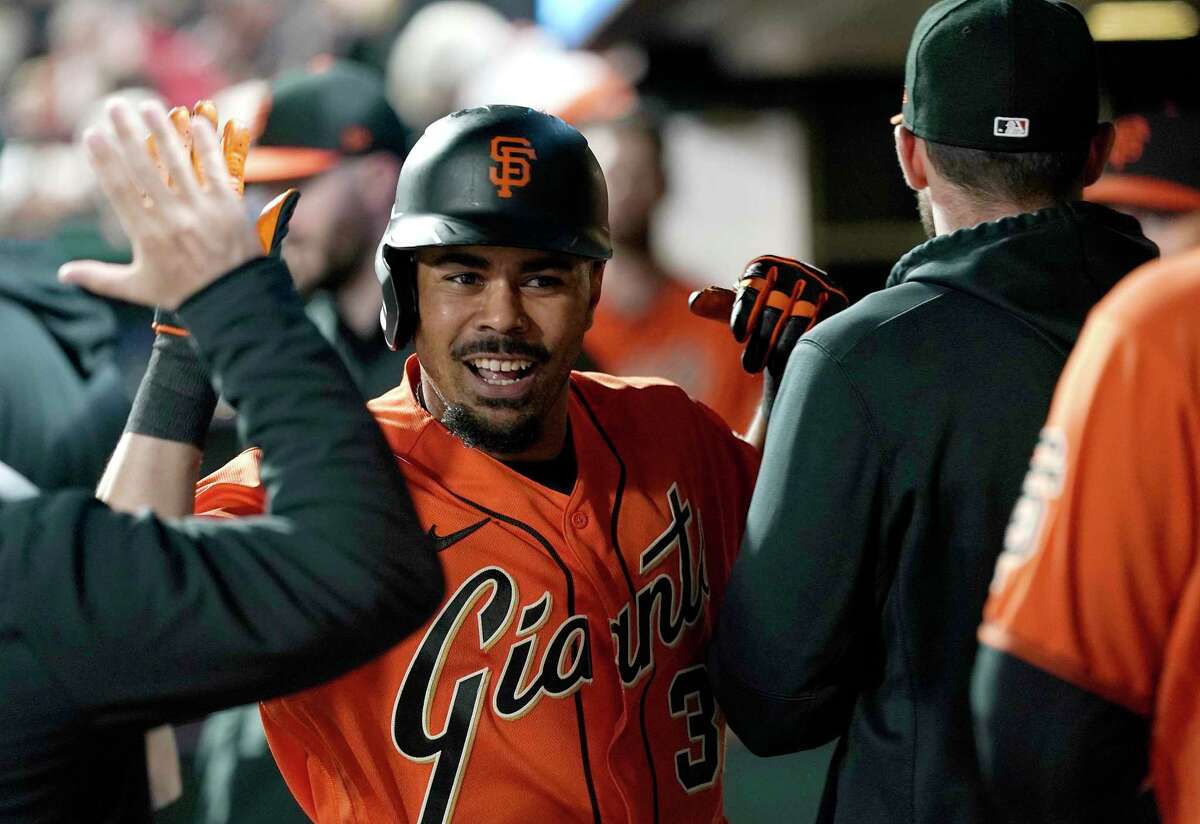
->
[584,260,605,330]
[1082,122,1116,188]
[895,126,928,191]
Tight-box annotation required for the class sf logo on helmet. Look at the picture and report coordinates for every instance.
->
[489,136,537,198]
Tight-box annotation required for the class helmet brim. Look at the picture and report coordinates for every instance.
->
[380,212,612,261]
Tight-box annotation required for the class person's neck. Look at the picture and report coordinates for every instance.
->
[497,407,570,462]
[930,188,1077,236]
[418,366,572,462]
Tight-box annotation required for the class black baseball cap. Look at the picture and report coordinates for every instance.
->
[891,0,1100,152]
[245,58,410,183]
[1086,105,1200,212]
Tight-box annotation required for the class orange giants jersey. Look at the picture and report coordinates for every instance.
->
[980,248,1200,824]
[194,356,759,823]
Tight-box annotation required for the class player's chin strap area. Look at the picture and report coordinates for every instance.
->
[416,373,452,419]
[376,247,420,351]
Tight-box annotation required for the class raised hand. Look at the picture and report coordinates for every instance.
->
[59,99,263,309]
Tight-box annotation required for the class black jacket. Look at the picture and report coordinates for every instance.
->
[709,203,1157,824]
[0,259,443,822]
[0,239,129,489]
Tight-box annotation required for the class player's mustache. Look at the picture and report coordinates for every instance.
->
[452,338,550,363]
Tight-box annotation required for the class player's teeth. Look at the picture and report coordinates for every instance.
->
[470,359,533,373]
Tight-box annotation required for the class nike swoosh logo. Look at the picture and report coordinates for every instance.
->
[428,518,490,552]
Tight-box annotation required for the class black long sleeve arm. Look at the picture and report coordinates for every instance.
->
[0,257,443,729]
[971,646,1160,824]
[708,340,880,755]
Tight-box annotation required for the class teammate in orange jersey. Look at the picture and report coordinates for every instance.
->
[181,105,845,823]
[972,247,1200,823]
[581,113,763,432]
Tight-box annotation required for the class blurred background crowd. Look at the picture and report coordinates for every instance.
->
[1,0,1199,821]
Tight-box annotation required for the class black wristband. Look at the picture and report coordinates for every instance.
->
[125,321,218,449]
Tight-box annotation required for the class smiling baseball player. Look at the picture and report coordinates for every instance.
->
[165,105,846,823]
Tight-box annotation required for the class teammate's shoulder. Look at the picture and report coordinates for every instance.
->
[801,280,946,362]
[569,371,747,463]
[198,447,264,490]
[195,447,266,515]
[569,370,694,408]
[366,382,430,457]
[1095,248,1200,336]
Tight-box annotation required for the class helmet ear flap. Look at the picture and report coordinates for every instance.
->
[376,245,419,351]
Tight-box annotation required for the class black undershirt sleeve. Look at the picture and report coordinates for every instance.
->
[0,257,443,729]
[971,646,1160,824]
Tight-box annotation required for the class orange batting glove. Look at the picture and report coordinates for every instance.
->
[146,100,301,338]
[145,100,298,256]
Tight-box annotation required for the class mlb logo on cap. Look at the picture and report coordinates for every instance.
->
[994,117,1030,138]
[896,0,1098,152]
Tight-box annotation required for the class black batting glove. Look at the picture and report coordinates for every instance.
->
[690,255,849,378]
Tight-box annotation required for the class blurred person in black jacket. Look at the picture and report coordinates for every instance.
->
[707,3,1158,823]
[0,97,441,824]
[0,126,129,490]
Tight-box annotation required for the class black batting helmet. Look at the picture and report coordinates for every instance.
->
[375,105,612,350]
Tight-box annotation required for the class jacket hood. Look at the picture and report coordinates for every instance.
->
[888,202,1158,352]
[0,239,117,380]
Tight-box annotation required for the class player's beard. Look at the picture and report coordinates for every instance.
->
[917,190,937,239]
[435,336,564,455]
[438,403,543,454]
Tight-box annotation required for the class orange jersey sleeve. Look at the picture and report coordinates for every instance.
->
[194,448,268,518]
[980,303,1195,712]
[981,251,1200,822]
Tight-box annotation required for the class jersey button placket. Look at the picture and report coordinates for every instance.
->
[570,510,589,529]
